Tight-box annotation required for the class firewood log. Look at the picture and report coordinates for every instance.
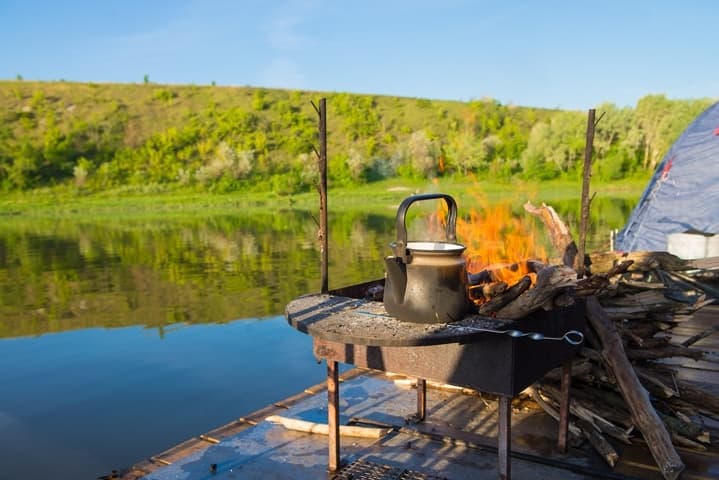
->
[575,260,634,297]
[532,384,619,467]
[492,265,577,320]
[659,412,711,445]
[670,432,708,451]
[601,290,674,308]
[674,379,719,417]
[468,281,508,302]
[477,275,531,317]
[625,346,707,362]
[680,324,719,347]
[589,251,689,274]
[265,415,391,438]
[575,418,620,467]
[544,359,593,381]
[538,383,633,444]
[634,368,679,398]
[527,387,583,443]
[586,296,684,480]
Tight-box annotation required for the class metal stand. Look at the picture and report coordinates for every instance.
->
[416,378,426,422]
[558,359,573,453]
[323,357,574,480]
[498,395,512,480]
[327,361,340,472]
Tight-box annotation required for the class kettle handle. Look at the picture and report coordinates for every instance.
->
[392,193,459,260]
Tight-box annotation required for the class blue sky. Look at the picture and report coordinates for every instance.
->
[1,0,716,110]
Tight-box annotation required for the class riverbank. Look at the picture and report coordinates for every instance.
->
[0,178,646,219]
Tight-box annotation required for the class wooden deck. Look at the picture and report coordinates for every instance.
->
[117,306,719,480]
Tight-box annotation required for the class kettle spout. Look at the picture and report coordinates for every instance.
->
[384,256,407,304]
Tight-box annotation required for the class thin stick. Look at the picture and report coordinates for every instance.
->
[576,108,596,278]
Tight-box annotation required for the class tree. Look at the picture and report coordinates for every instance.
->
[406,130,437,177]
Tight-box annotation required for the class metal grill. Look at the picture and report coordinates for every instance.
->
[331,459,447,480]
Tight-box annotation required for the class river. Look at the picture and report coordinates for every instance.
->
[0,193,637,479]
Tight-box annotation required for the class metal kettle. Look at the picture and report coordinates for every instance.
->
[383,193,470,324]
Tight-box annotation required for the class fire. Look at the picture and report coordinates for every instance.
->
[430,192,547,302]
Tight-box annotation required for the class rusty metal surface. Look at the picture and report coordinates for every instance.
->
[286,292,584,348]
[498,396,511,480]
[558,359,572,453]
[331,458,447,480]
[328,361,340,472]
[312,304,584,397]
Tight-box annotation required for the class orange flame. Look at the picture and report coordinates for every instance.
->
[430,192,547,288]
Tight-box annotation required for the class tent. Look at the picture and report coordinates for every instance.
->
[615,101,719,253]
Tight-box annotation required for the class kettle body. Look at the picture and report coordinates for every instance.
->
[383,194,470,324]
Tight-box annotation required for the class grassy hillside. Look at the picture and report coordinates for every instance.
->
[0,80,712,195]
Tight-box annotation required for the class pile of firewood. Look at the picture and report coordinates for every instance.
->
[538,253,718,477]
[474,202,719,480]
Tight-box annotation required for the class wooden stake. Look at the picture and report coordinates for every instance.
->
[577,108,596,278]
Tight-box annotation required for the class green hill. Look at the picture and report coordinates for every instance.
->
[0,80,712,194]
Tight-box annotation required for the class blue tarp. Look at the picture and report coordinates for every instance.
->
[615,101,719,252]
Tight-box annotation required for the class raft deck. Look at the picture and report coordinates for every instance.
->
[118,306,719,480]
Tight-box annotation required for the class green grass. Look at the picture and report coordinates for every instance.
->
[0,178,646,221]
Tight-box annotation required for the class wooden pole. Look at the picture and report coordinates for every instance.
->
[312,98,329,294]
[576,109,596,278]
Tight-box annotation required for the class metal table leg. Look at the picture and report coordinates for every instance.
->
[498,395,511,480]
[327,360,340,472]
[558,358,572,453]
[416,378,426,422]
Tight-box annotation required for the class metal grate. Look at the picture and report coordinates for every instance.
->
[332,459,447,480]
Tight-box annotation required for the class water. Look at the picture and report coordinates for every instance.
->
[0,196,636,479]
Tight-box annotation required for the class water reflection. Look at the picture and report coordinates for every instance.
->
[0,211,393,338]
[0,197,635,339]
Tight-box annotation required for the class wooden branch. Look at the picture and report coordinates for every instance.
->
[589,251,689,273]
[576,418,619,467]
[539,383,632,444]
[670,271,719,299]
[600,291,682,319]
[544,359,593,382]
[670,432,707,452]
[623,334,671,349]
[527,387,583,440]
[680,324,719,347]
[575,260,634,296]
[675,379,719,417]
[635,368,679,398]
[265,415,391,438]
[531,385,620,465]
[625,346,706,362]
[585,296,684,480]
[524,201,578,267]
[659,412,710,445]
